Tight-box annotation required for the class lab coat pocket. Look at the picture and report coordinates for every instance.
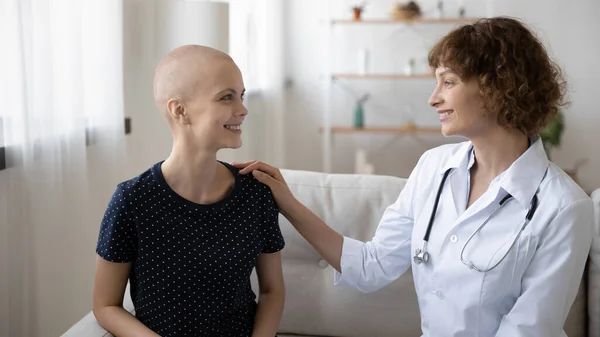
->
[478,232,537,303]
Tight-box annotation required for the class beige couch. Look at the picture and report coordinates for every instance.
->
[63,169,600,337]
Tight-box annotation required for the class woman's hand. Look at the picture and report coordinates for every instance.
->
[232,161,297,214]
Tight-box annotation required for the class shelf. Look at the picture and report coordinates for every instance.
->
[326,125,441,135]
[332,73,434,80]
[332,17,479,25]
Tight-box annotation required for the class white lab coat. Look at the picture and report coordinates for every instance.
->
[334,136,594,337]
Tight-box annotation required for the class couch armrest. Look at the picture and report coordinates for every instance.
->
[61,284,134,337]
[61,311,114,337]
[590,189,600,337]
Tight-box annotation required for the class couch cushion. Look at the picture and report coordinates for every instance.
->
[564,275,588,337]
[273,170,422,337]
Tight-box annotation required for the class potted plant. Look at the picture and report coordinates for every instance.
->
[539,110,587,184]
[389,1,422,20]
[352,1,368,20]
[539,109,564,160]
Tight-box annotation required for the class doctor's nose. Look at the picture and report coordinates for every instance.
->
[428,88,443,107]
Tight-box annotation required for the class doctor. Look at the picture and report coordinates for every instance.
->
[234,17,594,336]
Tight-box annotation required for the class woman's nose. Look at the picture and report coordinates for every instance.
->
[235,103,248,117]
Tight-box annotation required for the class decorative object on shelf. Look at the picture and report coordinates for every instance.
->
[357,48,369,75]
[389,1,422,20]
[539,109,564,160]
[404,58,416,75]
[435,0,444,18]
[352,1,368,21]
[457,0,465,17]
[353,93,370,128]
[355,149,376,174]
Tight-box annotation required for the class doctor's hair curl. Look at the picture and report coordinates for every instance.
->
[428,16,567,136]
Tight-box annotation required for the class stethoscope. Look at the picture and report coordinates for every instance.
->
[413,168,539,272]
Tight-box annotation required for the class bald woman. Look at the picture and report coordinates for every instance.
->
[92,45,285,337]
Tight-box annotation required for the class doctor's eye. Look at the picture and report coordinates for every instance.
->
[444,81,454,87]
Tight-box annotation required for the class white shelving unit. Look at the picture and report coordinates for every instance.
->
[321,4,482,173]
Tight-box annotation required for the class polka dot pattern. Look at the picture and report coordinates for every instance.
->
[96,161,285,336]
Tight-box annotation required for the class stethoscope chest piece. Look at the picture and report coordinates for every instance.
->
[413,245,429,265]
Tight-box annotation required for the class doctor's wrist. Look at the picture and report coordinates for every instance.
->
[280,197,305,223]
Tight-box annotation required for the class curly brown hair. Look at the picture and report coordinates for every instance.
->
[428,16,567,136]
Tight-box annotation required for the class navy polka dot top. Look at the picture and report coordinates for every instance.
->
[96,161,285,336]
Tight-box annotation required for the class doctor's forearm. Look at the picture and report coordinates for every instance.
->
[283,199,344,272]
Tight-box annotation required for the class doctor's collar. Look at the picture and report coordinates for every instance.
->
[437,142,473,176]
[496,136,549,208]
[437,136,549,208]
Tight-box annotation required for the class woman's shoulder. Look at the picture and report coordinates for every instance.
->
[220,161,274,199]
[111,165,156,200]
[539,162,591,210]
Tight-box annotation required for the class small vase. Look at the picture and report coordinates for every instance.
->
[354,103,364,128]
[352,8,363,20]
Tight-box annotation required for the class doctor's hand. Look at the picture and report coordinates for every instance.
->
[232,161,298,215]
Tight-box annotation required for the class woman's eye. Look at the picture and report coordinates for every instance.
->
[444,81,453,87]
[221,94,233,101]
[241,94,245,102]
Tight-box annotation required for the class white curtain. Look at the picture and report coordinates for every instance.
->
[224,0,286,167]
[0,0,125,336]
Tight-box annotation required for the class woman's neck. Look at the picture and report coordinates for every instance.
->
[470,128,530,181]
[161,142,232,204]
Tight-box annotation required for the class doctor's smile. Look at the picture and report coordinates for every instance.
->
[235,16,595,337]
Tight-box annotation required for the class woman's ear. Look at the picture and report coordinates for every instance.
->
[167,98,190,125]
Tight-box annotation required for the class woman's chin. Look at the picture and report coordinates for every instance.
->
[222,141,243,150]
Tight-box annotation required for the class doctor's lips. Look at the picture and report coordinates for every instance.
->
[224,124,242,133]
[437,109,454,122]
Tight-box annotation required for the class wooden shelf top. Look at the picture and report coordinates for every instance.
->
[332,17,479,25]
[332,73,434,80]
[328,125,441,135]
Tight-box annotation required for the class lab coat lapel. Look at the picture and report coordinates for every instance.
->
[446,172,461,220]
[453,188,499,227]
[436,142,472,221]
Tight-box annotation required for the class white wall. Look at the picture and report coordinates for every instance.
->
[283,0,600,192]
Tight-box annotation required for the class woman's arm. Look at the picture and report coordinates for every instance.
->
[93,256,160,337]
[252,252,285,337]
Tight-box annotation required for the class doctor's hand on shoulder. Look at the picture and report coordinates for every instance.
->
[233,160,346,272]
[232,160,297,213]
